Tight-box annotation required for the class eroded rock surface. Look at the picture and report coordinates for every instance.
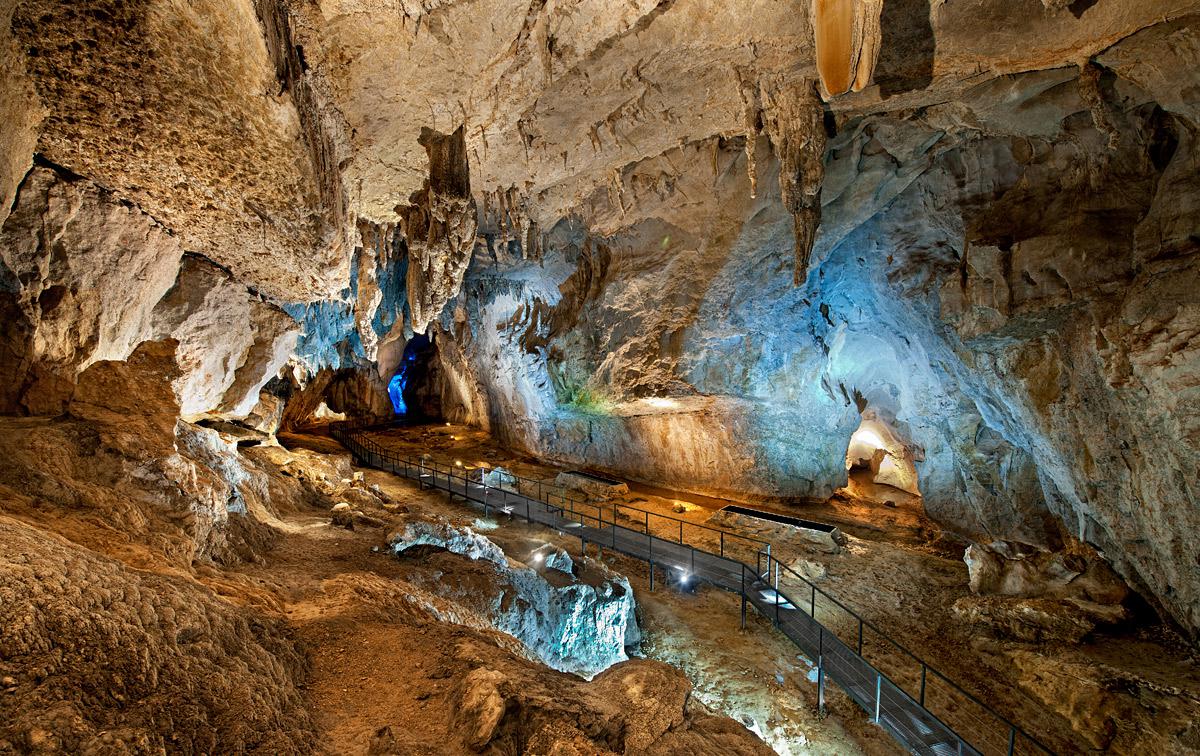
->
[390,517,640,678]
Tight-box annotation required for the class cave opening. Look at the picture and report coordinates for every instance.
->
[387,333,440,420]
[844,416,921,501]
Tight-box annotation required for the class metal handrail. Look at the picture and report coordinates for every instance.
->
[330,420,1053,755]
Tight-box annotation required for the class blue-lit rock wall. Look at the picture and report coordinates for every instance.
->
[430,67,1200,636]
[390,518,639,678]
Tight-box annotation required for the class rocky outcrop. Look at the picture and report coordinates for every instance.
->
[0,164,182,415]
[450,656,774,755]
[1008,648,1200,752]
[389,517,640,678]
[151,254,299,420]
[0,166,303,422]
[0,515,314,754]
[8,0,345,300]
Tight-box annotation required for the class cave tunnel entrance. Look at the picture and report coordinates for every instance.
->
[845,415,921,501]
[387,333,440,420]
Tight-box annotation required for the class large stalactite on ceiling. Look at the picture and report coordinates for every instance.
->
[761,80,827,284]
[399,125,478,334]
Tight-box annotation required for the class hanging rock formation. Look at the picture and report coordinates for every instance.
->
[811,0,885,96]
[761,79,828,284]
[400,126,478,334]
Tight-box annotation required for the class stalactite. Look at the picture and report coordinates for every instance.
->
[525,220,541,262]
[811,0,884,97]
[761,80,826,285]
[1079,62,1120,151]
[736,69,761,198]
[398,126,478,333]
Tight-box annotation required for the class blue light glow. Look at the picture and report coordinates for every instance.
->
[388,372,407,414]
[388,334,431,415]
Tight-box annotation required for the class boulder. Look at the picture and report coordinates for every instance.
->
[554,471,630,501]
[953,595,1129,644]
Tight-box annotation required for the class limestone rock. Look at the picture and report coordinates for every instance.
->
[1008,648,1200,752]
[67,339,183,444]
[964,542,1130,606]
[0,515,313,753]
[400,127,478,334]
[0,165,182,415]
[952,595,1128,644]
[423,57,1200,638]
[151,254,300,420]
[9,0,345,300]
[811,0,884,96]
[331,502,355,529]
[554,470,630,501]
[390,517,639,678]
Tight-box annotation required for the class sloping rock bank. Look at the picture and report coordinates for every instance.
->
[390,518,640,679]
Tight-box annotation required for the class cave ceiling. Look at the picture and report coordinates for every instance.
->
[3,0,1196,302]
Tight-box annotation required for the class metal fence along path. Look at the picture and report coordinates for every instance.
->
[331,422,1055,756]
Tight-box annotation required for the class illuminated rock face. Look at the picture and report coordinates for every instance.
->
[426,54,1200,636]
[390,519,640,678]
[0,166,299,422]
[0,0,1196,645]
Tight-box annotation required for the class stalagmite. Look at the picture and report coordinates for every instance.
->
[811,0,884,96]
[762,81,827,285]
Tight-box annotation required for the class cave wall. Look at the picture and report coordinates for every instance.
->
[0,0,1193,638]
[430,52,1200,635]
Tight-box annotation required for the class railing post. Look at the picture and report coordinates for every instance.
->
[740,564,747,629]
[1008,727,1016,756]
[774,576,780,625]
[644,510,649,534]
[874,673,882,724]
[919,664,927,707]
[817,627,825,714]
[649,560,655,591]
[678,519,683,544]
[720,530,725,558]
[810,584,816,618]
[857,618,864,655]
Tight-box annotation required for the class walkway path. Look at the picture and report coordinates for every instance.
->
[333,423,1053,756]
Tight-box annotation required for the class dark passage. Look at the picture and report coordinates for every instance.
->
[388,334,437,417]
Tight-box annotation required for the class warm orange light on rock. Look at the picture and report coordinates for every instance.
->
[811,0,883,97]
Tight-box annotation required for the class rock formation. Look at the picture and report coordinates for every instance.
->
[0,0,1199,750]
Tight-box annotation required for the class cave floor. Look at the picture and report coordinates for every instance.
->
[355,461,897,755]
[337,422,1200,755]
